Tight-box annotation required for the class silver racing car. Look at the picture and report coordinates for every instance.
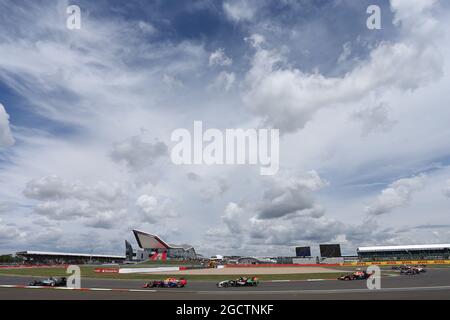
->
[28,277,67,287]
[217,276,259,288]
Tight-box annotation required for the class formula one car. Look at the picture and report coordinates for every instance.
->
[338,270,373,281]
[400,266,425,275]
[391,265,406,270]
[400,267,419,275]
[142,277,187,288]
[413,265,426,273]
[28,277,67,287]
[216,276,259,288]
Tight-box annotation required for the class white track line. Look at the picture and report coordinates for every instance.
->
[2,284,449,295]
[197,285,450,295]
[270,278,332,282]
[0,285,156,293]
[307,279,326,282]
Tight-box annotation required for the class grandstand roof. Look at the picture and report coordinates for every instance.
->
[357,244,450,252]
[16,251,125,259]
[132,229,194,251]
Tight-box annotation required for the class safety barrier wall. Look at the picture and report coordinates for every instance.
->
[94,268,119,273]
[292,257,316,264]
[320,257,345,264]
[118,266,183,274]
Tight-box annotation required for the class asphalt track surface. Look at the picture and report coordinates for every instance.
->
[1,268,450,299]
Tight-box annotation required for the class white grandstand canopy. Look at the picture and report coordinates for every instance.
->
[133,229,171,249]
[132,229,194,251]
[16,251,125,259]
[357,244,450,252]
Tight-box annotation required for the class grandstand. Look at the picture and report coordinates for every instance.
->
[357,244,450,261]
[15,251,125,264]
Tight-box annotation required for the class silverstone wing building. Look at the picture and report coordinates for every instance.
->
[13,229,197,265]
[130,229,197,261]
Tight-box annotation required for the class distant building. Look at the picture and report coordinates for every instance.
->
[16,251,125,264]
[236,257,277,264]
[357,244,450,261]
[129,229,197,261]
[125,240,133,261]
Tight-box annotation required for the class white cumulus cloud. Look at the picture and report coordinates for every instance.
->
[223,0,255,22]
[110,136,168,171]
[352,102,397,136]
[209,48,233,66]
[366,175,426,216]
[136,194,178,223]
[209,71,236,92]
[23,175,128,228]
[243,0,443,133]
[255,170,328,219]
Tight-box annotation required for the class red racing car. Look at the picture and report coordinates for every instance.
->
[338,270,374,281]
[142,277,187,288]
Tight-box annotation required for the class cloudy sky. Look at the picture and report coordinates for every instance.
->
[1,0,450,257]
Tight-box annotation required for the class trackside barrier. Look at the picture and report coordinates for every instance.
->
[94,268,119,273]
[93,266,188,273]
[118,267,182,274]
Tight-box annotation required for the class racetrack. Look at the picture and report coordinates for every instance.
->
[1,268,450,299]
[157,266,347,275]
